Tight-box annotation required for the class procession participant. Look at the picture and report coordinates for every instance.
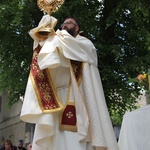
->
[17,140,26,150]
[20,15,119,150]
[2,139,17,150]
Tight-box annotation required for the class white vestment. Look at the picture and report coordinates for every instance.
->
[118,105,150,150]
[20,15,119,150]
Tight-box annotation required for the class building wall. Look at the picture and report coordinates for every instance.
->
[0,92,33,147]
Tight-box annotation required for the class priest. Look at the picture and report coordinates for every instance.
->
[20,15,119,150]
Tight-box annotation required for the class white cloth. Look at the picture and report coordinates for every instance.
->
[37,29,97,67]
[29,14,57,49]
[20,15,119,150]
[118,105,150,150]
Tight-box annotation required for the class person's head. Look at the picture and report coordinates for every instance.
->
[27,143,32,150]
[18,140,23,149]
[3,139,13,150]
[61,17,80,37]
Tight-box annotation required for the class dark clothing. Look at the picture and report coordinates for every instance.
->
[17,147,26,150]
[1,146,18,150]
[14,146,18,150]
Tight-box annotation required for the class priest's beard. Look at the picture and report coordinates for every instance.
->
[65,26,76,37]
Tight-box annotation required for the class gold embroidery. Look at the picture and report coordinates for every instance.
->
[59,102,77,132]
[66,111,74,118]
[70,60,84,85]
[59,60,84,132]
[37,0,64,15]
[30,45,63,113]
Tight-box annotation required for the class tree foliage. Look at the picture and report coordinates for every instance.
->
[0,0,150,123]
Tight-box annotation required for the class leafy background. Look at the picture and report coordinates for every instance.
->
[0,0,150,124]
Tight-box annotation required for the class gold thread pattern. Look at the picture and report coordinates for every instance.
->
[30,45,63,113]
[70,60,84,85]
[37,0,64,14]
[59,61,84,132]
[59,102,77,132]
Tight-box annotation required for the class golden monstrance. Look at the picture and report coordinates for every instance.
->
[37,0,64,15]
[36,0,64,37]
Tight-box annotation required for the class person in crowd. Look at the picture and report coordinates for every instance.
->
[27,143,32,150]
[0,138,5,150]
[17,140,26,150]
[2,139,17,150]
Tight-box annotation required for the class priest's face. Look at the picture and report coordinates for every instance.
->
[61,18,79,37]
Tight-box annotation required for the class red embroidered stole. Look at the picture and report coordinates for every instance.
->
[59,60,84,132]
[30,45,63,113]
[29,45,84,130]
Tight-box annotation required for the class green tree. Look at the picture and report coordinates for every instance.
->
[0,0,150,124]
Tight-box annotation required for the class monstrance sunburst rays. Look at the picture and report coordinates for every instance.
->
[37,0,64,15]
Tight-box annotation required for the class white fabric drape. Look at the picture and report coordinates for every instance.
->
[20,15,119,150]
[118,105,150,150]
